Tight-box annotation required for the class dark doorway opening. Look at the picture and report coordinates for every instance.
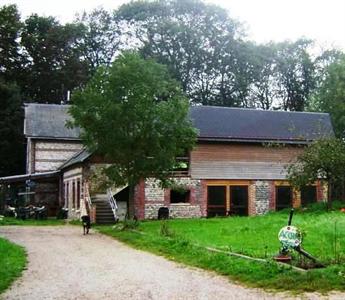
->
[230,186,248,216]
[301,186,317,207]
[276,186,292,211]
[207,186,226,217]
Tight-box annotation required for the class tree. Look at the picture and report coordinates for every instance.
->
[0,81,25,177]
[0,4,22,81]
[74,8,122,73]
[274,39,316,111]
[69,52,197,217]
[311,57,345,138]
[116,0,253,107]
[287,138,345,206]
[21,14,89,103]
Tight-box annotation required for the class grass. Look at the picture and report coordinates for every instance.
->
[96,207,345,293]
[0,217,67,226]
[0,237,27,294]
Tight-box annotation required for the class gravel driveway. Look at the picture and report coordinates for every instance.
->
[0,226,343,300]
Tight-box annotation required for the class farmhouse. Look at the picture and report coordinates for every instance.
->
[0,103,333,222]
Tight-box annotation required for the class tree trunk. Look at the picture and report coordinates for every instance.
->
[127,184,136,219]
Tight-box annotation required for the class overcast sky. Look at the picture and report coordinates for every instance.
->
[1,0,344,50]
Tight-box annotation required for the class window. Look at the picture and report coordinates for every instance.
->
[276,186,292,211]
[72,181,75,209]
[301,186,317,206]
[172,157,190,176]
[77,181,81,209]
[65,183,69,208]
[170,189,190,203]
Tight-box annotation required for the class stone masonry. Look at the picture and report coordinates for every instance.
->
[143,177,203,219]
[255,181,270,215]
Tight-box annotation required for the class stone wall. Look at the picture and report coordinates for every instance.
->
[142,177,203,219]
[255,181,270,215]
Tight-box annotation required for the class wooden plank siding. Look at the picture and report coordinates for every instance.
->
[190,143,304,180]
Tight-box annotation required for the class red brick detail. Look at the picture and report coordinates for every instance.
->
[134,180,145,220]
[269,181,276,211]
[316,180,323,202]
[189,187,196,205]
[164,189,170,206]
[200,180,208,217]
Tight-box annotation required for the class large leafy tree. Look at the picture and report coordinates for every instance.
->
[116,0,253,107]
[0,4,22,81]
[74,8,122,73]
[69,52,197,216]
[311,57,345,138]
[287,138,345,205]
[21,14,89,103]
[0,81,25,176]
[274,39,316,111]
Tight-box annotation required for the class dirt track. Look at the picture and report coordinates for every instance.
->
[0,226,343,300]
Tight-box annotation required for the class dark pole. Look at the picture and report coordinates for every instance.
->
[288,208,294,226]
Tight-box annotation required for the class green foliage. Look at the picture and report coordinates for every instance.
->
[287,138,345,200]
[69,52,197,188]
[0,4,22,81]
[0,81,24,176]
[312,56,345,138]
[21,14,89,103]
[0,217,66,226]
[274,39,316,111]
[0,237,27,294]
[112,218,140,231]
[75,8,122,72]
[160,220,175,237]
[97,210,345,292]
[117,0,250,107]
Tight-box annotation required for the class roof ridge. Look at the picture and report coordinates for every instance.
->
[192,105,330,116]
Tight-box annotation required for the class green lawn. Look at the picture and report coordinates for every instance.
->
[0,217,66,226]
[96,208,345,293]
[0,237,27,294]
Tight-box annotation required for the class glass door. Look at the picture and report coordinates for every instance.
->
[230,186,248,216]
[276,186,292,211]
[207,186,226,217]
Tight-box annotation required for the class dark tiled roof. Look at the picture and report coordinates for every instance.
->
[189,106,334,143]
[59,148,91,170]
[24,103,334,143]
[24,103,80,139]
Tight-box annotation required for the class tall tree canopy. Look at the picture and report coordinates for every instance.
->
[75,8,122,73]
[21,14,89,103]
[0,81,24,176]
[0,4,22,81]
[116,0,252,107]
[311,57,345,138]
[69,52,197,215]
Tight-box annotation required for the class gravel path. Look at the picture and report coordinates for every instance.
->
[0,226,343,300]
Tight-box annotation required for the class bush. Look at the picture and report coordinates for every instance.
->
[160,220,175,237]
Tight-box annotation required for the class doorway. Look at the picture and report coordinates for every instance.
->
[276,186,292,211]
[207,182,249,217]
